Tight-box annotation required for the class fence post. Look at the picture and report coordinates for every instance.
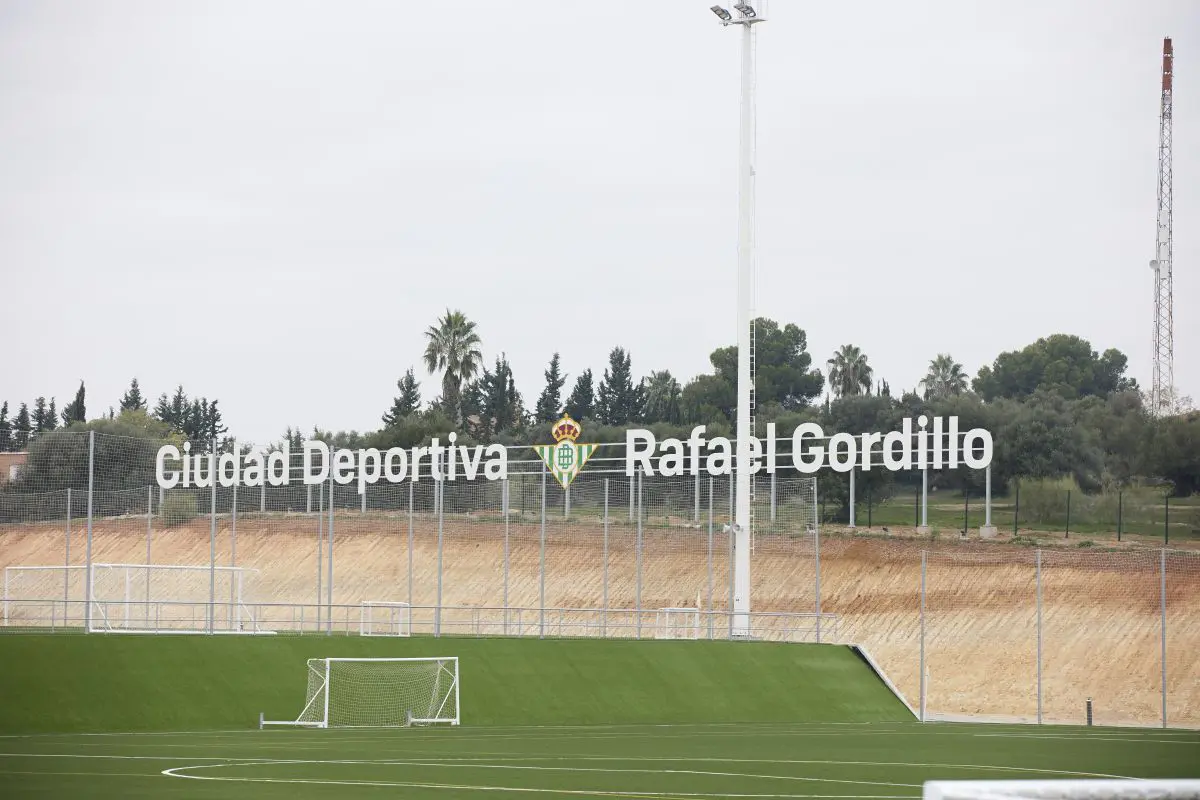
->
[636,467,643,640]
[1065,490,1071,539]
[921,468,929,531]
[146,485,153,626]
[1118,490,1123,542]
[728,477,735,640]
[963,487,968,534]
[770,470,777,524]
[814,480,821,644]
[1014,481,1020,535]
[65,488,72,623]
[539,467,547,639]
[564,484,570,520]
[84,431,94,632]
[707,476,714,640]
[848,470,855,529]
[307,484,312,514]
[1036,548,1043,724]
[629,474,634,522]
[316,482,323,633]
[919,549,926,722]
[503,477,510,635]
[327,473,334,635]
[259,477,265,514]
[231,475,238,568]
[694,470,701,524]
[209,439,217,635]
[984,464,993,531]
[407,480,414,613]
[1164,494,1169,544]
[867,484,872,528]
[1161,548,1167,728]
[603,478,609,637]
[436,460,444,638]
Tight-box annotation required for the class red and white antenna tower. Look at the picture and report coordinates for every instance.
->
[1150,38,1175,416]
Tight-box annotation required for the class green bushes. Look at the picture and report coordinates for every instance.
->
[159,492,197,526]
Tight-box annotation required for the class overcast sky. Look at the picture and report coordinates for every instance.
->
[1,0,1195,446]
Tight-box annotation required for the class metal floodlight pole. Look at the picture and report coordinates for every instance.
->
[712,0,766,639]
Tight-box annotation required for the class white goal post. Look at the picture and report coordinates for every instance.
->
[655,607,700,640]
[87,563,272,635]
[360,601,411,637]
[260,657,460,729]
[924,779,1200,799]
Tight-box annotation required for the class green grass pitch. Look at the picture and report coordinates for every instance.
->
[0,634,1194,798]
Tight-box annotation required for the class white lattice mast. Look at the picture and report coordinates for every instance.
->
[710,1,766,637]
[1150,37,1174,416]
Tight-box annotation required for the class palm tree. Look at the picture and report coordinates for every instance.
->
[920,353,968,400]
[642,370,682,424]
[827,345,873,399]
[423,309,483,422]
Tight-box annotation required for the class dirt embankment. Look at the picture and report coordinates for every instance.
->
[2,512,1195,728]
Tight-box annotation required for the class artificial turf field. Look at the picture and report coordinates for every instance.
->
[0,635,1195,797]
[1,722,1197,798]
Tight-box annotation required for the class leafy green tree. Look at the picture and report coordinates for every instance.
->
[597,347,643,425]
[120,378,147,411]
[61,381,86,426]
[642,370,682,424]
[564,369,595,422]
[1149,411,1200,496]
[709,319,824,412]
[681,374,736,424]
[8,410,178,494]
[535,353,567,423]
[382,369,422,427]
[973,334,1137,401]
[920,354,968,401]
[422,309,483,423]
[827,345,873,399]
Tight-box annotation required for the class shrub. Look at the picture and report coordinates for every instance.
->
[160,492,197,526]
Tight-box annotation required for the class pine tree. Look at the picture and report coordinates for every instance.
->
[120,378,147,412]
[382,369,422,427]
[13,402,32,448]
[564,369,595,421]
[61,381,86,426]
[0,401,11,452]
[478,354,523,436]
[535,353,567,423]
[45,398,57,431]
[597,347,641,425]
[32,397,50,432]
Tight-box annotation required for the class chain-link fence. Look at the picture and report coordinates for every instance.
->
[0,430,1196,728]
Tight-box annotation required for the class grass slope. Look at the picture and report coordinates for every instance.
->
[0,634,909,734]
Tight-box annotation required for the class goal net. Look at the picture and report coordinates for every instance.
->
[261,657,460,728]
[655,607,700,639]
[360,601,411,637]
[923,779,1200,799]
[87,563,271,634]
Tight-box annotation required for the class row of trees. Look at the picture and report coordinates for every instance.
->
[3,309,1195,499]
[0,379,227,453]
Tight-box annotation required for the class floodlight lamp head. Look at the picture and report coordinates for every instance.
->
[710,5,733,21]
[733,2,756,17]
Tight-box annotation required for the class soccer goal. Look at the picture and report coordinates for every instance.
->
[655,607,701,639]
[923,779,1200,799]
[360,600,411,637]
[87,563,272,634]
[260,657,460,729]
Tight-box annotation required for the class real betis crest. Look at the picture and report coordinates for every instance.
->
[533,414,599,489]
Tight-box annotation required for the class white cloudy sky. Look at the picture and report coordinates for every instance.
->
[1,0,1195,446]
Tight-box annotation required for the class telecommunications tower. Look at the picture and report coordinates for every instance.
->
[1150,37,1175,416]
[710,1,767,636]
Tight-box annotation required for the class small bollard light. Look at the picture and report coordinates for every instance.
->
[1086,697,1093,727]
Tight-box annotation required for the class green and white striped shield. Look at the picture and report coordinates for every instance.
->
[533,440,599,489]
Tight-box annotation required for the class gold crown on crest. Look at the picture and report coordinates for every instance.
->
[551,414,582,443]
